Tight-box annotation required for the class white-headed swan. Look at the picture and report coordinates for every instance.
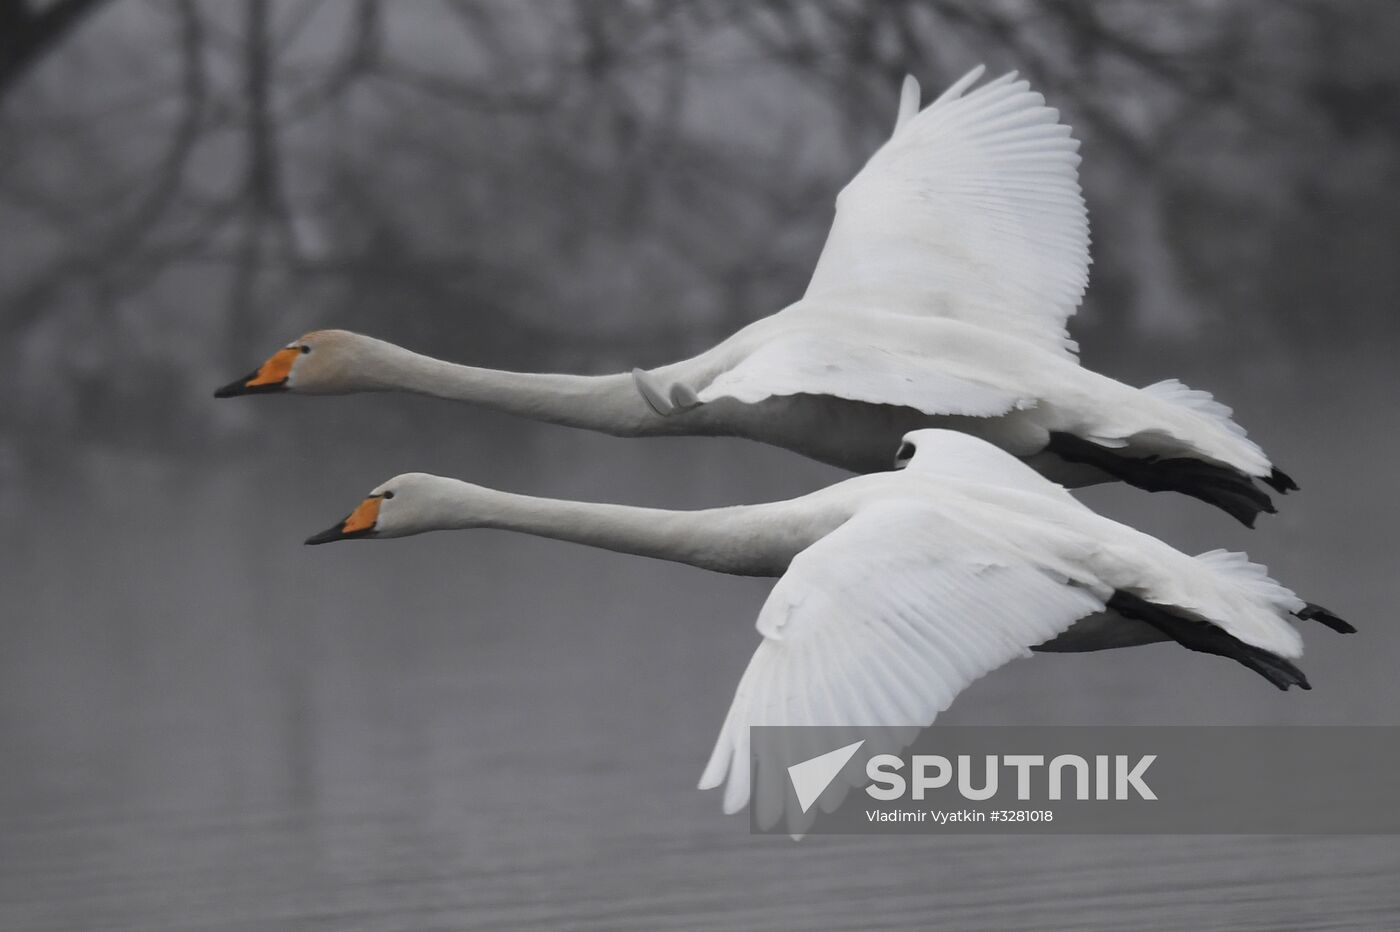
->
[303,429,1349,829]
[219,67,1294,526]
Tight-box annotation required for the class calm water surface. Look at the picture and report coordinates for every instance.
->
[3,406,1397,930]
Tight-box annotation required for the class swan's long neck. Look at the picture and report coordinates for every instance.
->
[364,344,674,437]
[428,483,841,576]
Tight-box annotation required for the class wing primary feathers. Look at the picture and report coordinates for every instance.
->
[801,66,1089,357]
[929,64,986,106]
[893,75,920,135]
[701,501,1107,820]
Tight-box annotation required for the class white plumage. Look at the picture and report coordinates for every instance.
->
[218,66,1292,525]
[695,432,1306,831]
[803,66,1090,358]
[310,429,1337,835]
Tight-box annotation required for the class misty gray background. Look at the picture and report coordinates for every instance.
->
[2,1,1399,929]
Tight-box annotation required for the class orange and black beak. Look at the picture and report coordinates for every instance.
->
[305,494,384,545]
[214,347,301,398]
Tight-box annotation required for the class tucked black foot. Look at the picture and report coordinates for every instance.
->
[1108,591,1310,690]
[1296,602,1355,634]
[1264,467,1299,494]
[1046,433,1276,528]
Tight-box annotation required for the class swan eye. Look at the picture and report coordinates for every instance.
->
[382,491,395,499]
[896,441,915,462]
[299,345,311,354]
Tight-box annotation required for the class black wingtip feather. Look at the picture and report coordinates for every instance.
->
[1297,602,1356,634]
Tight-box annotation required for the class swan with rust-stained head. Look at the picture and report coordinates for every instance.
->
[218,67,1294,526]
[304,429,1350,832]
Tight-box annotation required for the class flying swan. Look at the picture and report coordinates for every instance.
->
[303,429,1349,830]
[217,66,1293,526]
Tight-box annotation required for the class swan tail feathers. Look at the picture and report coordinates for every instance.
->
[1193,550,1305,613]
[1141,378,1243,434]
[1140,378,1283,485]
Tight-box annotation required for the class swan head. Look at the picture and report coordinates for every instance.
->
[894,428,1050,489]
[893,438,917,469]
[214,330,393,397]
[892,428,997,470]
[305,473,464,544]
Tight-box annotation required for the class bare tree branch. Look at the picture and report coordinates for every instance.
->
[0,0,107,104]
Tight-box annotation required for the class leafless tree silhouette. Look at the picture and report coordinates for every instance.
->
[1,0,1396,467]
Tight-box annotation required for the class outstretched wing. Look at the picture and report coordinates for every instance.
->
[803,67,1090,358]
[693,330,1031,418]
[698,500,1107,833]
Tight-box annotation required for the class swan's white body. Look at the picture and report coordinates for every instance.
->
[321,430,1316,832]
[640,301,1267,477]
[221,67,1282,515]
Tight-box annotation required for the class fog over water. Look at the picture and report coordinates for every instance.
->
[2,1,1399,928]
